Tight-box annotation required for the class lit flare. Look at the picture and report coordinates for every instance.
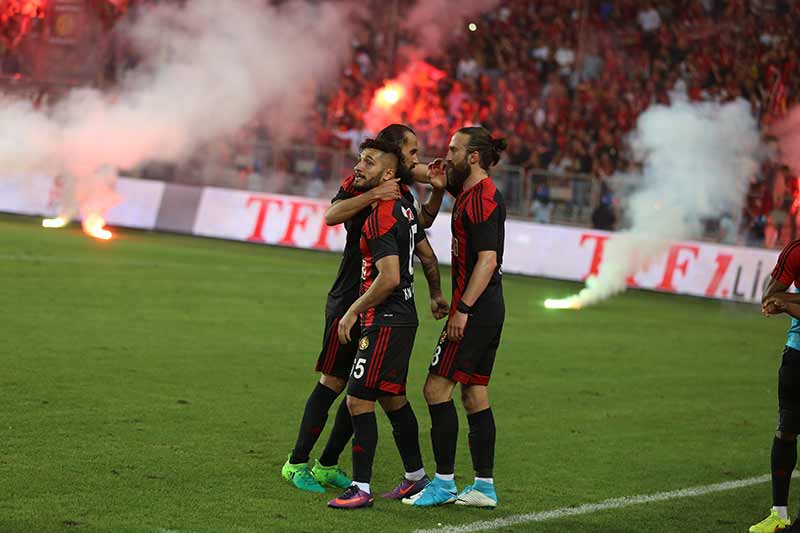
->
[42,216,68,228]
[82,214,113,240]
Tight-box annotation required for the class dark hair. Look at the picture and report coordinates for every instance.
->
[457,126,508,170]
[376,124,416,183]
[376,124,416,146]
[359,137,403,171]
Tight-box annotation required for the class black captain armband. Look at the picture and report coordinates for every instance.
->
[456,301,473,315]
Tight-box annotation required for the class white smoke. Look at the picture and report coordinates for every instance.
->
[0,0,353,218]
[558,98,762,308]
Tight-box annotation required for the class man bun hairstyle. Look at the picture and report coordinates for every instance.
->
[458,126,507,170]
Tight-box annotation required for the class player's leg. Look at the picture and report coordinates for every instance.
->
[328,326,386,509]
[328,394,377,509]
[375,326,430,499]
[282,315,352,492]
[406,323,460,507]
[313,322,363,488]
[379,394,430,499]
[456,384,497,509]
[456,324,501,508]
[404,373,458,506]
[752,347,800,532]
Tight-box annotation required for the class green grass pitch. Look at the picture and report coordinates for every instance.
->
[0,213,790,532]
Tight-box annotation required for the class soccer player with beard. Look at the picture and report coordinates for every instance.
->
[328,137,444,509]
[281,125,448,496]
[406,126,507,509]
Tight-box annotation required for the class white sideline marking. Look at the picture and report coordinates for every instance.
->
[413,474,783,533]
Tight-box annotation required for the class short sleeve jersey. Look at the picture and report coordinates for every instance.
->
[448,177,505,326]
[359,196,425,328]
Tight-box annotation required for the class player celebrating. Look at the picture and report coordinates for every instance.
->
[281,125,447,495]
[328,138,446,509]
[752,240,800,532]
[405,126,506,509]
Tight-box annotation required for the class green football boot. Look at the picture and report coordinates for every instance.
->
[311,459,352,489]
[281,454,325,493]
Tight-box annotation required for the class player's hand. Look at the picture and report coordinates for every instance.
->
[763,296,787,316]
[447,310,468,342]
[427,159,446,190]
[371,179,401,202]
[430,293,449,320]
[338,311,358,344]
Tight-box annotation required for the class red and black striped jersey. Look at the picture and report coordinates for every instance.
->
[359,196,425,328]
[773,239,800,287]
[325,175,415,317]
[449,177,505,325]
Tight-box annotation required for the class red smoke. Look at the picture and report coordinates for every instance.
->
[0,0,46,49]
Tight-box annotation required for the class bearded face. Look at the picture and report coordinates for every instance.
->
[446,150,470,188]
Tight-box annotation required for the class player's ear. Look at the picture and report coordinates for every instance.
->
[383,168,396,181]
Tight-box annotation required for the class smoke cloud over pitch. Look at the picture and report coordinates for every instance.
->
[0,0,353,217]
[554,98,762,308]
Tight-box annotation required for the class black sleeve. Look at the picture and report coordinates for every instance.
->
[331,187,354,204]
[470,205,500,252]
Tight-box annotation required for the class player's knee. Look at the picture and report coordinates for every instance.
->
[319,374,346,394]
[460,387,489,414]
[346,395,371,416]
[378,395,407,413]
[776,431,798,442]
[423,380,446,404]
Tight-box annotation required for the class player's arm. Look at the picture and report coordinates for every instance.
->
[417,160,446,229]
[763,243,800,316]
[449,250,497,341]
[338,255,400,343]
[762,276,800,318]
[324,179,401,226]
[414,237,449,320]
[448,203,501,341]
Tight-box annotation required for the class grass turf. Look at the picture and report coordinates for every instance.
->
[0,213,789,532]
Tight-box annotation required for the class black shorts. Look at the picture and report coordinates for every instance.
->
[778,346,800,433]
[315,314,359,379]
[429,319,502,386]
[347,325,417,401]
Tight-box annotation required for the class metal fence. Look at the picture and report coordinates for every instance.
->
[133,141,599,224]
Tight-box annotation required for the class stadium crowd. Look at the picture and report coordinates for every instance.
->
[305,0,800,247]
[2,0,799,248]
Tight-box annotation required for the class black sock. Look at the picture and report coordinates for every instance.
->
[319,397,353,467]
[386,402,424,473]
[289,382,338,464]
[428,400,458,475]
[467,408,496,479]
[772,436,797,506]
[351,411,378,485]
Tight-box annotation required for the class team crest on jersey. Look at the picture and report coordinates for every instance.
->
[359,336,369,351]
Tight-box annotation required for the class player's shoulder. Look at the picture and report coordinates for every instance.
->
[340,174,361,196]
[467,178,501,223]
[779,239,800,260]
[365,199,400,238]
